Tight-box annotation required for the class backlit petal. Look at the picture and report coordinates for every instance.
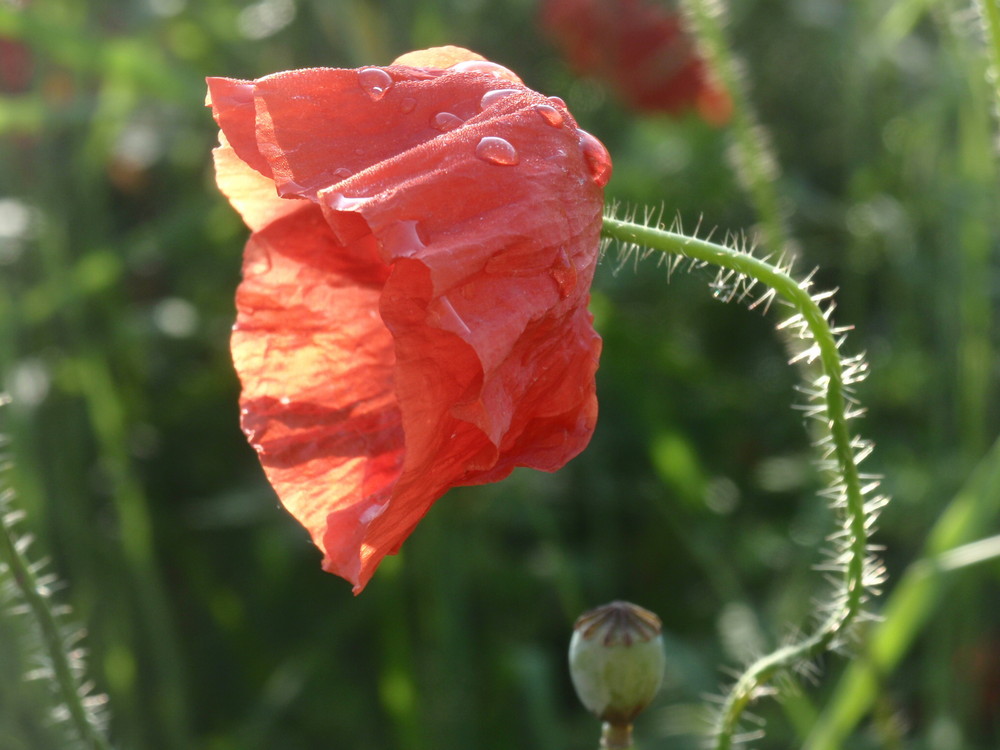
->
[209,49,608,592]
[392,45,486,68]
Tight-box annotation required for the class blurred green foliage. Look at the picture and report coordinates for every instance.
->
[0,0,998,749]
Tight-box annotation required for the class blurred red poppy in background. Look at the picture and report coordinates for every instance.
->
[541,0,731,124]
[208,47,608,593]
[0,37,32,94]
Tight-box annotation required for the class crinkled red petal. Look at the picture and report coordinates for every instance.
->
[209,56,606,592]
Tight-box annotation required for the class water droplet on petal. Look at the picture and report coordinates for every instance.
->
[578,130,612,187]
[475,136,519,166]
[428,295,472,336]
[329,192,368,211]
[279,396,291,405]
[381,220,427,259]
[400,97,416,114]
[550,248,578,299]
[533,104,564,127]
[358,67,393,101]
[548,95,567,108]
[449,60,523,84]
[480,88,521,110]
[359,501,388,525]
[333,167,353,180]
[431,111,464,132]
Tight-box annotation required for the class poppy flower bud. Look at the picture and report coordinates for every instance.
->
[569,601,665,749]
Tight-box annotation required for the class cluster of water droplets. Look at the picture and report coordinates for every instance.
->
[353,64,611,186]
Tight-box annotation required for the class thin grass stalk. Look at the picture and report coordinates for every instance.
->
[972,0,1000,127]
[678,0,793,260]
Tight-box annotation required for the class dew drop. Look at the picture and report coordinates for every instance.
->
[428,295,472,336]
[431,111,464,132]
[475,136,519,166]
[279,396,291,405]
[333,167,353,180]
[548,95,567,108]
[479,88,521,110]
[400,97,416,114]
[359,501,388,525]
[533,103,564,127]
[449,60,523,84]
[329,192,367,211]
[358,67,393,101]
[550,249,577,299]
[578,130,612,187]
[382,219,427,259]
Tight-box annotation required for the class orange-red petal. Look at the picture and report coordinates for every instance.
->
[208,50,608,592]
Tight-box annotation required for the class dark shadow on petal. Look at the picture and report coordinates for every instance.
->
[243,396,403,469]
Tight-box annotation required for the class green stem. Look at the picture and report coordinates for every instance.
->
[601,216,873,750]
[601,721,635,750]
[0,492,113,750]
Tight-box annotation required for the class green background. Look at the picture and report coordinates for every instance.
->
[1,0,998,749]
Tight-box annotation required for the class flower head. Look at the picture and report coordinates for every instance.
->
[541,0,731,124]
[569,601,665,728]
[207,47,609,593]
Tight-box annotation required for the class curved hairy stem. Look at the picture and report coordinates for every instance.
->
[601,215,885,749]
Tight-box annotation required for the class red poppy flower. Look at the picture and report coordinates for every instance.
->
[208,47,609,593]
[541,0,731,125]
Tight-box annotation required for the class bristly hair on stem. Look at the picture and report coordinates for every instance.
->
[600,207,888,750]
[0,395,114,750]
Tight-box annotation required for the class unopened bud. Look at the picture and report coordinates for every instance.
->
[569,601,665,748]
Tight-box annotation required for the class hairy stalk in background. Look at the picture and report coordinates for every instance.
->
[601,212,887,750]
[679,0,794,260]
[0,397,113,750]
[972,0,1000,135]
